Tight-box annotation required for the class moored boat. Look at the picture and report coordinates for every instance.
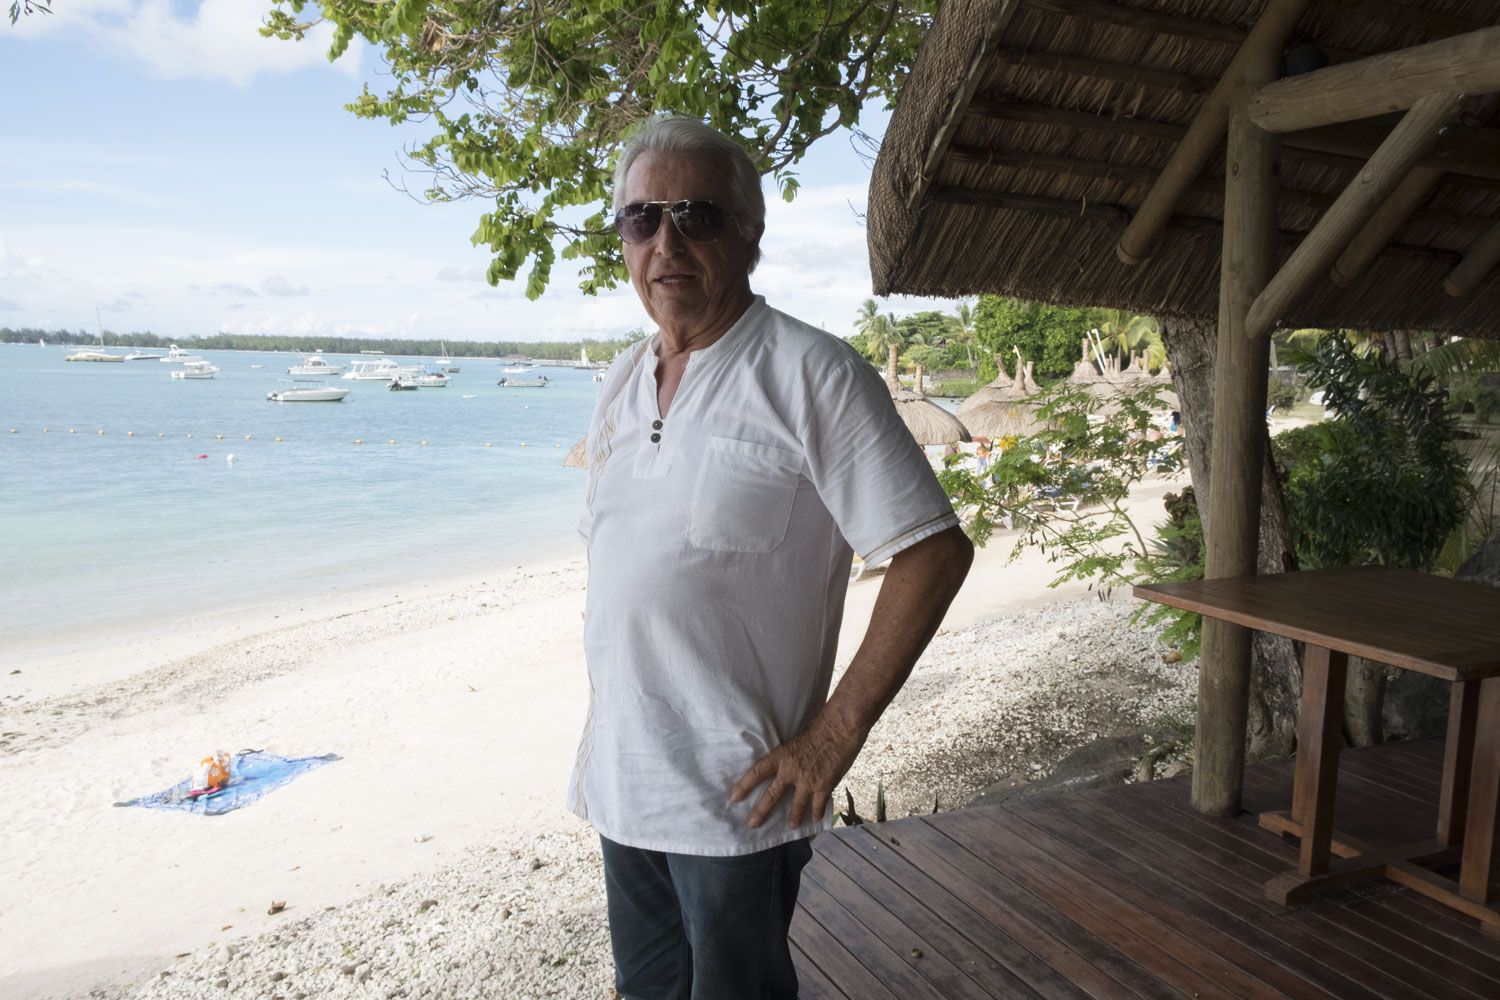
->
[65,348,127,362]
[498,375,549,388]
[288,354,345,377]
[267,380,349,402]
[343,359,423,381]
[171,361,219,380]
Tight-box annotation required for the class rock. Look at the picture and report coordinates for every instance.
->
[1457,532,1500,586]
[417,899,438,914]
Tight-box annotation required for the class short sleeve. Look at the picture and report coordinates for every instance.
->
[801,359,959,564]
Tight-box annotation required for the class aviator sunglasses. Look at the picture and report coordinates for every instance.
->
[613,199,737,244]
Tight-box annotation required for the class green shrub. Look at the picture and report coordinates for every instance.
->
[1267,378,1302,412]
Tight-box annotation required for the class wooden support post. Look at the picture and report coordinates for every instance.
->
[1114,0,1310,266]
[1440,680,1481,846]
[1460,678,1500,903]
[1444,220,1500,297]
[1249,26,1500,134]
[1193,53,1279,818]
[1245,90,1463,341]
[1330,166,1444,287]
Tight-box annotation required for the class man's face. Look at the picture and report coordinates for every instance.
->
[620,150,761,334]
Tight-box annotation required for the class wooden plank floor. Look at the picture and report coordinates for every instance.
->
[790,739,1500,999]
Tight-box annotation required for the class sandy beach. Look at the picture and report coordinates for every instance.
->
[0,478,1195,1000]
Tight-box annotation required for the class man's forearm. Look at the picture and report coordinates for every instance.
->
[819,526,974,739]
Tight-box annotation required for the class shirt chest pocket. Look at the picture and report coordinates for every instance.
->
[688,437,804,554]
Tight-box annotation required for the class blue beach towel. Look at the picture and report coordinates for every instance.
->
[115,750,340,816]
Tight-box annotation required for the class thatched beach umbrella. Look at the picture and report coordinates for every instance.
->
[961,399,1050,439]
[563,436,587,469]
[955,355,1015,418]
[884,348,970,446]
[1067,338,1105,387]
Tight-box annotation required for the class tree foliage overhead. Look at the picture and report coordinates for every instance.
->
[263,0,936,298]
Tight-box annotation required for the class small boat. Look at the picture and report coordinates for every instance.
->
[65,348,127,362]
[592,371,606,382]
[388,378,420,391]
[410,373,449,388]
[248,364,264,369]
[501,363,536,374]
[159,344,195,363]
[343,359,423,381]
[498,375,549,388]
[437,341,460,373]
[267,380,349,402]
[171,361,220,379]
[288,354,345,377]
[124,350,165,361]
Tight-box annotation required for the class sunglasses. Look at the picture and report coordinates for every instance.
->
[613,200,737,244]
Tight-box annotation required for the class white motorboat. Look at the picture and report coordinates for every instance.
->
[410,373,450,388]
[498,374,549,388]
[123,350,165,361]
[501,363,536,374]
[159,344,196,363]
[342,358,423,381]
[592,371,605,382]
[171,361,219,379]
[267,380,349,402]
[288,354,346,377]
[65,348,127,362]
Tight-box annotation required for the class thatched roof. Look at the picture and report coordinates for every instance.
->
[957,354,1029,415]
[563,436,587,469]
[888,362,973,444]
[869,0,1500,336]
[962,399,1053,437]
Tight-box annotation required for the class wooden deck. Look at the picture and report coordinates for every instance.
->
[790,739,1500,999]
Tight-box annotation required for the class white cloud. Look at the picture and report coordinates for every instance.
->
[0,297,22,311]
[11,0,365,87]
[262,275,310,297]
[191,281,259,298]
[436,265,487,283]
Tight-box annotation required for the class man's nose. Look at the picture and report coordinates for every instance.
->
[651,210,685,256]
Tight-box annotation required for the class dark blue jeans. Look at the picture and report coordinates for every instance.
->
[600,835,814,1000]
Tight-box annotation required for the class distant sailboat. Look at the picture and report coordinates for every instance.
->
[437,341,459,373]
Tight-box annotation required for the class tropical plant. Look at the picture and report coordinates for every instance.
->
[937,380,1181,585]
[263,0,939,297]
[1285,336,1469,572]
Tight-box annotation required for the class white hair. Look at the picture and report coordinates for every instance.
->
[612,115,765,264]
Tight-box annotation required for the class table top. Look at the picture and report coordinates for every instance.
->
[1135,567,1500,681]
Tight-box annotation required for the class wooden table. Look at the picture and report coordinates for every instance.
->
[1135,566,1500,936]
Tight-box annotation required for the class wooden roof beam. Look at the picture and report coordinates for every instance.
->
[1330,166,1444,287]
[1444,221,1500,297]
[1245,91,1465,340]
[992,45,1214,94]
[927,187,1461,265]
[1249,26,1500,133]
[1338,0,1497,36]
[967,99,1500,185]
[1114,0,1314,266]
[944,145,1498,231]
[1019,0,1244,45]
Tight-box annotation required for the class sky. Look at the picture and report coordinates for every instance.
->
[0,1,953,343]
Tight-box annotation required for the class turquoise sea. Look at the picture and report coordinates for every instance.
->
[0,343,598,643]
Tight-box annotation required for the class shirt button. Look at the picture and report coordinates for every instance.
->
[651,419,663,430]
[650,432,661,443]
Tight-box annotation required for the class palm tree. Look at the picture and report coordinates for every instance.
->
[953,300,977,369]
[854,299,906,382]
[1095,309,1164,371]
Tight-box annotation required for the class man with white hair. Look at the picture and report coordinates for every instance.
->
[571,114,973,1000]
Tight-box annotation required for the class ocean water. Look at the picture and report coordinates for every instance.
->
[0,344,599,643]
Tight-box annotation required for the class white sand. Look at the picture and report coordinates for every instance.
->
[0,477,1193,1000]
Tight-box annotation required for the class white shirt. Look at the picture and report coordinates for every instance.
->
[568,297,958,856]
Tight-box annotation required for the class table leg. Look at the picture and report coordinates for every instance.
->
[1293,644,1347,876]
[1459,677,1500,905]
[1439,679,1481,847]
